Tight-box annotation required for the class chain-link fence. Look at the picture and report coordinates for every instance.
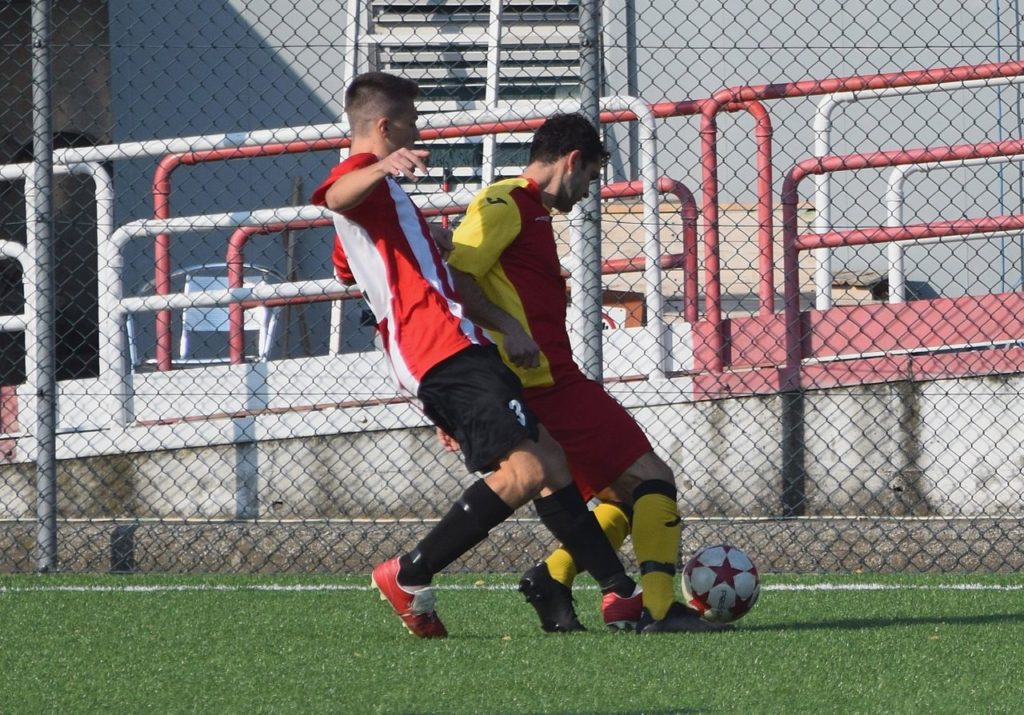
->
[2,1,1023,575]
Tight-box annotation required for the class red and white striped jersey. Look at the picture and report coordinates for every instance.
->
[312,153,489,393]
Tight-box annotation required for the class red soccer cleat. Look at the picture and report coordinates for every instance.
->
[370,558,448,638]
[601,585,643,630]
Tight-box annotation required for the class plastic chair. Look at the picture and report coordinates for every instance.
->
[126,262,283,368]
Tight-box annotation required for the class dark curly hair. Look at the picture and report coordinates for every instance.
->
[527,113,608,166]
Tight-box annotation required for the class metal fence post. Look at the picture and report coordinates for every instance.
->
[572,0,604,380]
[30,0,58,573]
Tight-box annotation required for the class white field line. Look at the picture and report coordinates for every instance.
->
[0,582,1022,595]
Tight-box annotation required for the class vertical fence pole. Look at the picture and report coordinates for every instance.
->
[1015,0,1024,288]
[572,0,604,380]
[30,0,58,572]
[623,0,639,176]
[481,0,503,185]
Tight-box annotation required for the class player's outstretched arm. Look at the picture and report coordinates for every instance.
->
[324,148,430,212]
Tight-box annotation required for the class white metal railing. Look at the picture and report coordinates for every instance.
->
[1,95,663,443]
[811,74,1024,308]
[99,205,351,427]
[885,152,1024,301]
[72,95,661,382]
[0,161,113,457]
[51,124,351,166]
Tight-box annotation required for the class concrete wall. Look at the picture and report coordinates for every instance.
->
[2,370,1022,523]
[4,369,1024,573]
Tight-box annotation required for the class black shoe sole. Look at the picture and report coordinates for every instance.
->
[518,569,586,633]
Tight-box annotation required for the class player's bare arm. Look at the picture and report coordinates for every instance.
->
[449,267,541,369]
[428,223,454,257]
[323,147,430,212]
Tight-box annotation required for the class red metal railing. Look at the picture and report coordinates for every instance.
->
[220,178,698,364]
[781,136,1024,386]
[699,59,1024,372]
[151,99,770,369]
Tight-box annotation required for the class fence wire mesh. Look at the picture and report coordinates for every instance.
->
[1,0,1023,574]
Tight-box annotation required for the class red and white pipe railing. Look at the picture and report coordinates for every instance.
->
[146,95,773,370]
[812,72,1024,309]
[221,178,697,368]
[701,59,1024,372]
[782,136,1024,386]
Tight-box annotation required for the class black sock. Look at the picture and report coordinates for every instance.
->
[533,485,635,597]
[398,479,513,587]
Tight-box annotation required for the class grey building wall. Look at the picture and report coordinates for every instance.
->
[0,1,113,380]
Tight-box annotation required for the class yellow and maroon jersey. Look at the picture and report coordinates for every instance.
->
[449,177,579,388]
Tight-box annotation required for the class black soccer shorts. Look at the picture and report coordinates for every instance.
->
[418,345,540,473]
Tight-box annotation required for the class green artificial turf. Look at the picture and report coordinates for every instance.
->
[1,573,1022,714]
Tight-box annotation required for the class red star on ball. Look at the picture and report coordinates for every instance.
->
[710,552,743,587]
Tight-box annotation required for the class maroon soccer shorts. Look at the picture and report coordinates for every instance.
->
[524,375,652,501]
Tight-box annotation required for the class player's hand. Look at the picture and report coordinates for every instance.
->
[436,427,461,453]
[380,148,430,181]
[428,224,454,258]
[503,325,541,369]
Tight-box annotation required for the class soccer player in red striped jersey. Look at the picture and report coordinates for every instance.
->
[447,113,730,633]
[311,73,638,638]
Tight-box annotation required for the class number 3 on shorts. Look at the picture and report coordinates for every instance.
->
[508,399,526,427]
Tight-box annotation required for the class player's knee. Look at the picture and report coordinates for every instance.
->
[487,462,544,507]
[648,458,675,485]
[526,429,571,483]
[491,441,554,503]
[627,451,675,485]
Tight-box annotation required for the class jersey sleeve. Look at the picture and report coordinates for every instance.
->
[310,153,380,206]
[449,184,523,278]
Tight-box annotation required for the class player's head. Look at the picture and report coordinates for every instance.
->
[345,72,420,149]
[528,114,607,212]
[528,113,608,166]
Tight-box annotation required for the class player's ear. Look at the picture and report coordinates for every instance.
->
[376,116,390,138]
[565,149,583,174]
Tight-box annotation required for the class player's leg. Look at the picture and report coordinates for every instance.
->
[518,497,632,632]
[621,453,680,620]
[614,453,733,633]
[543,499,631,588]
[371,346,526,638]
[372,346,632,636]
[411,419,634,626]
[371,470,515,638]
[512,426,637,600]
[520,378,647,629]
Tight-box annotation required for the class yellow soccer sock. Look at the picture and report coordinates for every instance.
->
[632,485,682,620]
[545,501,630,588]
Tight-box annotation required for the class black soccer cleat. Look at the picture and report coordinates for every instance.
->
[636,602,735,634]
[518,562,586,633]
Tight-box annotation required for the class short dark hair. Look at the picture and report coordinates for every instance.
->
[344,72,419,132]
[527,113,608,166]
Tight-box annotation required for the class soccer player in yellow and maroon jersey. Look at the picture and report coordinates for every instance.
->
[312,75,638,638]
[447,113,729,633]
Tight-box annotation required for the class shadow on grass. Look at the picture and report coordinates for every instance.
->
[743,611,1024,632]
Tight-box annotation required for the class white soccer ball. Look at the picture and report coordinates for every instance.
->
[681,544,761,623]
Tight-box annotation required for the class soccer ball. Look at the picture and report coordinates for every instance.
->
[681,544,760,623]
